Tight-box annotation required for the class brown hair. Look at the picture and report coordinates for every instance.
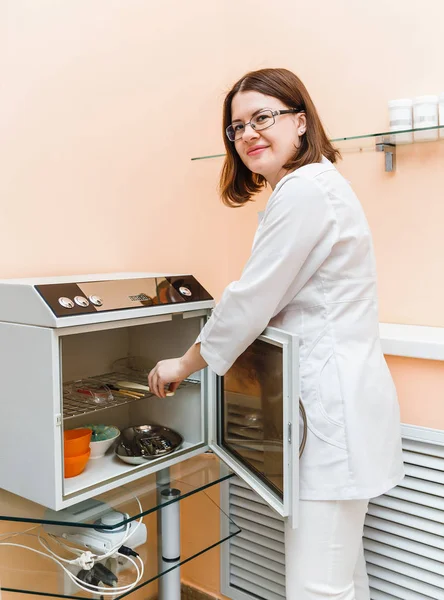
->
[220,68,340,207]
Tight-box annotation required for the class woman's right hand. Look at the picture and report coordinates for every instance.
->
[148,357,186,398]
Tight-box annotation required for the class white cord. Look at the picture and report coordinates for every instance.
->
[38,535,96,568]
[0,540,144,595]
[59,553,144,595]
[45,533,85,556]
[61,554,144,595]
[1,531,95,568]
[45,491,144,564]
[0,524,40,540]
[70,555,144,595]
[0,491,146,595]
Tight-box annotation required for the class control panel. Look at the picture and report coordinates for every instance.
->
[35,276,212,317]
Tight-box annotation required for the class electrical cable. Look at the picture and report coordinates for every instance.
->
[41,489,143,565]
[0,533,144,595]
[0,490,146,595]
[0,524,40,541]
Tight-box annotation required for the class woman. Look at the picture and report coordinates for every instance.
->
[148,68,404,600]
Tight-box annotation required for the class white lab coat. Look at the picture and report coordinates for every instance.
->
[198,157,404,501]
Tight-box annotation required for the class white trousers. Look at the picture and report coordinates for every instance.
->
[285,500,370,600]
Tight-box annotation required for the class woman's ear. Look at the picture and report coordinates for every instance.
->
[297,113,307,136]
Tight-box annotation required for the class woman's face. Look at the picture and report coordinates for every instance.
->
[231,91,306,189]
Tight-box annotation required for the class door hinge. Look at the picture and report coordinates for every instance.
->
[55,414,62,427]
[288,422,292,444]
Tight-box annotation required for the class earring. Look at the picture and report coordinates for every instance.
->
[299,129,305,135]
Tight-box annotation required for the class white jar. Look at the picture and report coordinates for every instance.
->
[413,95,439,142]
[388,98,413,144]
[439,93,444,139]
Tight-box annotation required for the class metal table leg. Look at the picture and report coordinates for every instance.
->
[157,469,181,600]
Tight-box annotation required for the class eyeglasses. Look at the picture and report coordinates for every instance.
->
[226,108,302,142]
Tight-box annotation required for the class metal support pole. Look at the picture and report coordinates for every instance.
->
[157,469,181,600]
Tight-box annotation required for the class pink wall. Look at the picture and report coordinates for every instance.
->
[1,1,444,598]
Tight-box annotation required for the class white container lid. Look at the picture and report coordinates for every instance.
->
[413,95,439,105]
[439,92,444,102]
[388,98,412,108]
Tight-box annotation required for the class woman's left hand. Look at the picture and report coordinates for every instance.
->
[148,358,187,398]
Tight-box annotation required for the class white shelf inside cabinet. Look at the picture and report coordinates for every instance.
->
[63,441,197,496]
[380,322,444,361]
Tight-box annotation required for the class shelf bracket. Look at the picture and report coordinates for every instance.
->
[375,139,396,172]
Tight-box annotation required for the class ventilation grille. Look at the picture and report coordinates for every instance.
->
[221,426,444,600]
[365,435,444,600]
[227,477,286,600]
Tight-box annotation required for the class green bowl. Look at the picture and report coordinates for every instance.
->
[83,425,120,459]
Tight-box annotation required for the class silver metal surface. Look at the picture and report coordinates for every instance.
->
[116,424,183,464]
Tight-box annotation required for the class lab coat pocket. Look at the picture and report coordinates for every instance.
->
[318,353,345,427]
[304,353,347,449]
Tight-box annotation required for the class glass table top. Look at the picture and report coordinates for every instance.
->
[0,454,234,530]
[0,454,240,598]
[0,485,239,598]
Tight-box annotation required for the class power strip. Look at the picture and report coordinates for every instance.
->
[43,499,147,554]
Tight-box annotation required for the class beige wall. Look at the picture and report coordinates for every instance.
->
[1,1,444,598]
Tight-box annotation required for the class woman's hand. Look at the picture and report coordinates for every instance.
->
[148,358,187,398]
[148,343,208,398]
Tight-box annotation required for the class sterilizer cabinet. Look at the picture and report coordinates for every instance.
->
[0,273,299,527]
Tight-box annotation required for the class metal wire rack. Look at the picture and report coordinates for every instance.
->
[63,372,200,420]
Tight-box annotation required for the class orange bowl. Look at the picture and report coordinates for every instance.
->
[64,449,91,478]
[64,428,92,458]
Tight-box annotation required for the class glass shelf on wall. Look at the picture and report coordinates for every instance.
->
[0,483,240,599]
[191,125,444,171]
[0,454,234,530]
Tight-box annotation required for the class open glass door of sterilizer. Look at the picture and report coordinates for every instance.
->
[208,327,300,528]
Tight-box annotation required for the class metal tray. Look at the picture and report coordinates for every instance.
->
[115,424,183,464]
